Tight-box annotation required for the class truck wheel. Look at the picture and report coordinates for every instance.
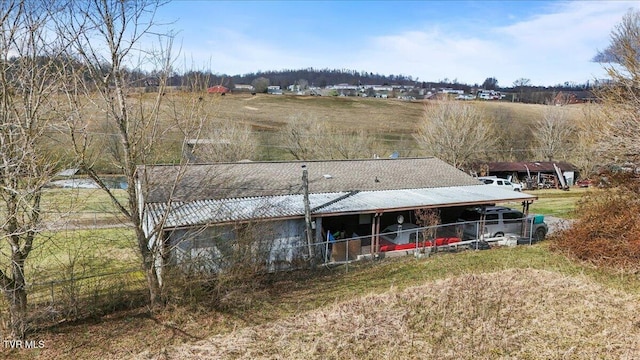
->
[534,228,546,242]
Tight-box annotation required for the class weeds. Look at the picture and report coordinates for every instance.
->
[550,184,640,269]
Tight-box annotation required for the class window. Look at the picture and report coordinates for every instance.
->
[486,214,499,225]
[503,211,524,220]
[496,180,504,185]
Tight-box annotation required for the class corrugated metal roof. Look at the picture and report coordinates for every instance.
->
[147,184,536,229]
[147,192,342,228]
[486,161,577,173]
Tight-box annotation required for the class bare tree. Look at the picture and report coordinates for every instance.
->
[592,9,640,166]
[56,0,178,306]
[0,0,67,338]
[513,78,531,102]
[482,77,498,90]
[532,105,575,161]
[297,79,309,91]
[415,100,496,169]
[571,104,608,176]
[278,114,382,160]
[187,121,259,163]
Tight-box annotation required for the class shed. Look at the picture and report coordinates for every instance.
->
[137,158,537,279]
[482,161,578,188]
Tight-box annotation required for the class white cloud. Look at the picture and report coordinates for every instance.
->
[170,1,639,86]
[344,1,638,86]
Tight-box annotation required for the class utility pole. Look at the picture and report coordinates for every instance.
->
[302,165,315,268]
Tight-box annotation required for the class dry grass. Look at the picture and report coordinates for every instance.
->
[44,92,591,167]
[8,244,640,360]
[551,185,640,269]
[137,269,640,360]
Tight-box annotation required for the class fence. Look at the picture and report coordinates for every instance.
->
[0,268,147,332]
[318,218,544,266]
[1,217,544,332]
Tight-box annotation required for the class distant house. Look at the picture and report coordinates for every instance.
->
[234,84,254,92]
[207,85,229,95]
[438,88,464,95]
[267,85,283,95]
[476,90,504,100]
[137,158,537,280]
[552,91,596,105]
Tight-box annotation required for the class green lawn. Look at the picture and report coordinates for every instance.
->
[505,187,587,218]
[40,188,128,226]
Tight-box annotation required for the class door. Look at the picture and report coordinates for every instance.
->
[502,211,524,235]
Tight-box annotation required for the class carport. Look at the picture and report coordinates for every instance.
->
[310,185,536,261]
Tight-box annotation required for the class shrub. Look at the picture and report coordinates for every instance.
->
[550,182,640,269]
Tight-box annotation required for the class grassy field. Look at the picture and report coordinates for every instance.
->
[205,93,587,161]
[504,188,587,219]
[44,93,589,169]
[40,188,129,227]
[11,243,640,359]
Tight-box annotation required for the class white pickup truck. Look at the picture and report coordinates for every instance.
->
[477,176,523,191]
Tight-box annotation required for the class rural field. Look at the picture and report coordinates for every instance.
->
[5,96,634,360]
[197,93,587,161]
[44,92,588,172]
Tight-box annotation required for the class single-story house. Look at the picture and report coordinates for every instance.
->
[481,161,578,188]
[137,158,537,281]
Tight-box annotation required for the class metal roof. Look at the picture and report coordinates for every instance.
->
[147,184,536,229]
[138,158,482,203]
[486,161,578,173]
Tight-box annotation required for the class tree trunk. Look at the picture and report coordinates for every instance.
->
[144,253,163,308]
[8,286,27,339]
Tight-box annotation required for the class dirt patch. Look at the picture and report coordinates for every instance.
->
[136,269,640,359]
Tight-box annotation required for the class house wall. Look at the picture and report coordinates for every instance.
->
[165,219,309,273]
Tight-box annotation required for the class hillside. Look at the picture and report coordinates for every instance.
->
[140,269,640,360]
[14,241,640,360]
[207,93,586,161]
[45,92,587,171]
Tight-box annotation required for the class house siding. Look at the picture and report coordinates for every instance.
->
[165,219,308,273]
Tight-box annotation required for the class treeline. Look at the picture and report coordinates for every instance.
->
[4,53,594,103]
[164,67,593,95]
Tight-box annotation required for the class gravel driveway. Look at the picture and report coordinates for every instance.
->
[544,216,574,235]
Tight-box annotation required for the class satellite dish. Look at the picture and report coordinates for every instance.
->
[389,151,399,159]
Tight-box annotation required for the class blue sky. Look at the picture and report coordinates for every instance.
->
[156,1,638,86]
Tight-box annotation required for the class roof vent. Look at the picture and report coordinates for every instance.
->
[323,174,333,179]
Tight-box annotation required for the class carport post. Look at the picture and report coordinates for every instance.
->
[372,212,382,255]
[522,200,531,240]
[370,215,376,255]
